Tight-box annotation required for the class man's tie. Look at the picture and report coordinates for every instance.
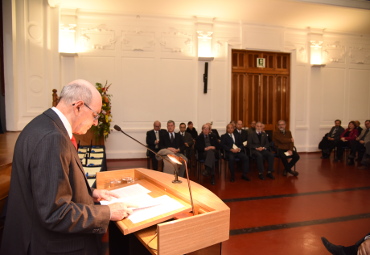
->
[170,133,174,143]
[70,135,77,150]
[230,133,235,143]
[155,131,159,148]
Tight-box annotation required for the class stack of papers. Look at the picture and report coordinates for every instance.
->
[100,184,185,223]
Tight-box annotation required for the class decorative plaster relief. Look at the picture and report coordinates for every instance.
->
[28,23,42,43]
[121,30,156,52]
[160,28,193,54]
[323,41,345,63]
[29,75,43,93]
[349,46,370,64]
[79,24,116,50]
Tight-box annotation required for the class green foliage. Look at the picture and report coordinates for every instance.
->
[91,81,112,140]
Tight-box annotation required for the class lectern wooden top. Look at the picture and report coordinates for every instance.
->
[96,168,230,255]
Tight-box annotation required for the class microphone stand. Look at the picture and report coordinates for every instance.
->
[113,125,182,184]
[167,154,195,216]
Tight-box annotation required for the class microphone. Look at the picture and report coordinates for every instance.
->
[113,125,181,183]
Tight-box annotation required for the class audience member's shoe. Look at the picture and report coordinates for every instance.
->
[211,176,215,185]
[283,170,287,176]
[321,237,346,255]
[258,174,265,180]
[321,153,329,159]
[288,170,299,176]
[241,175,250,181]
[266,172,275,179]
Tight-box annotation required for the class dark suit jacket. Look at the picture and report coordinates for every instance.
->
[195,133,220,160]
[146,129,166,151]
[248,130,271,150]
[234,129,248,143]
[1,109,110,255]
[178,132,194,147]
[221,132,244,152]
[159,131,185,153]
[327,126,344,140]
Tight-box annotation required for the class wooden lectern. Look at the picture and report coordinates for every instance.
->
[96,168,230,255]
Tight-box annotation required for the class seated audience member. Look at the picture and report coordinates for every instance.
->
[178,122,194,158]
[335,121,358,162]
[195,123,220,185]
[221,124,250,182]
[355,120,363,136]
[321,234,370,255]
[158,120,187,177]
[186,121,198,140]
[248,120,257,134]
[348,120,370,165]
[273,120,299,176]
[207,122,221,141]
[146,120,166,170]
[234,120,248,148]
[319,119,344,159]
[229,120,236,128]
[248,122,275,180]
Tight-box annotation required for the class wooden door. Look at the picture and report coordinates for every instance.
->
[231,50,290,130]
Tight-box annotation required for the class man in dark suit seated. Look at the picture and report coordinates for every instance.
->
[319,119,344,159]
[221,123,250,182]
[234,120,248,148]
[273,120,300,176]
[195,123,220,185]
[0,79,134,255]
[178,122,194,159]
[248,121,275,180]
[158,120,187,177]
[146,120,166,170]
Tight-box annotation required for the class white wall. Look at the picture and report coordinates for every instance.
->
[4,1,370,159]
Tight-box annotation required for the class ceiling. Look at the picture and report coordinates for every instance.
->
[56,0,370,35]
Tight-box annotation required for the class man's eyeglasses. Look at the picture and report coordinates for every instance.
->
[72,102,100,121]
[84,103,100,121]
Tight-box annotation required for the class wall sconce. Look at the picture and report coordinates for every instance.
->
[59,10,78,56]
[59,24,77,55]
[197,31,214,61]
[310,40,325,66]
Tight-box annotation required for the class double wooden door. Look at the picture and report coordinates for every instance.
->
[231,50,290,130]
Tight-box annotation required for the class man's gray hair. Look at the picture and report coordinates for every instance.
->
[167,120,175,125]
[59,82,93,105]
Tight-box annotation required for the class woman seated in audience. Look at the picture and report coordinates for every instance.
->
[335,121,358,162]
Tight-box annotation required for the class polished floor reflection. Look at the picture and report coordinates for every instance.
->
[108,153,370,255]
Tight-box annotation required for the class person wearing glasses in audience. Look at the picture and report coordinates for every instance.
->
[1,79,134,255]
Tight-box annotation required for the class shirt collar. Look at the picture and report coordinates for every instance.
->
[51,107,72,139]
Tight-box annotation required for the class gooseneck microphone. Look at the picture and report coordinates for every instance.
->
[113,125,181,183]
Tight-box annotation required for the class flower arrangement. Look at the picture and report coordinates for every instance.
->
[91,81,112,140]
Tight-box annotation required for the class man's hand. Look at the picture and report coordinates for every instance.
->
[205,146,215,151]
[230,148,240,153]
[108,203,135,221]
[92,189,119,202]
[256,147,264,151]
[286,150,293,156]
[357,239,370,255]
